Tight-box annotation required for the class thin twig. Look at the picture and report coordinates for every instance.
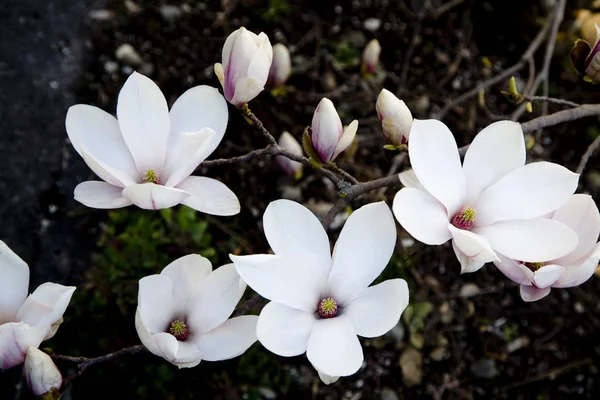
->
[397,1,428,97]
[577,134,600,174]
[523,96,579,108]
[520,104,600,132]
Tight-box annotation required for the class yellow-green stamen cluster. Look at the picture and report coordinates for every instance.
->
[169,319,189,341]
[318,297,338,318]
[451,207,476,230]
[524,262,545,272]
[143,169,160,184]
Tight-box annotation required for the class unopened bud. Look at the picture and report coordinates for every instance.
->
[268,43,292,87]
[310,98,358,163]
[276,131,303,177]
[361,39,381,75]
[376,89,412,147]
[24,348,62,397]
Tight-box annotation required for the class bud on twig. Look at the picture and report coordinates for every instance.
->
[268,43,292,87]
[309,98,358,164]
[376,89,412,148]
[276,131,303,178]
[24,348,62,397]
[361,39,381,75]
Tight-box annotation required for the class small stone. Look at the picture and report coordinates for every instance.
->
[364,18,382,32]
[115,43,143,66]
[439,301,453,324]
[470,358,498,379]
[380,388,399,400]
[459,283,480,298]
[399,347,423,387]
[104,61,118,74]
[88,10,115,20]
[506,336,530,353]
[124,0,142,13]
[160,5,182,21]
[430,346,447,361]
[259,387,277,399]
[574,301,585,314]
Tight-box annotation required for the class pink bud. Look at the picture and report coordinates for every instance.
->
[310,98,358,163]
[376,89,413,146]
[275,132,303,176]
[268,44,292,87]
[362,39,381,74]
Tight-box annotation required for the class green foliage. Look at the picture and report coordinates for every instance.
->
[260,0,292,22]
[333,41,361,67]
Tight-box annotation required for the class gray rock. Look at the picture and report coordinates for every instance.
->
[470,358,499,379]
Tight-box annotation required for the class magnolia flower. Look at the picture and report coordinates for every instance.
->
[393,120,580,274]
[495,194,600,302]
[135,255,258,368]
[275,131,303,177]
[376,89,413,147]
[24,347,62,396]
[268,43,292,87]
[231,200,409,384]
[571,23,600,83]
[66,72,240,215]
[214,27,273,106]
[361,39,381,74]
[308,98,358,164]
[0,241,75,369]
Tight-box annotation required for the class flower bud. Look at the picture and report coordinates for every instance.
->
[361,39,381,74]
[310,98,358,163]
[214,27,273,106]
[275,131,303,177]
[268,44,292,87]
[376,89,413,147]
[571,23,600,83]
[24,348,62,396]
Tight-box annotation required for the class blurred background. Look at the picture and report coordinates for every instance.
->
[1,0,600,399]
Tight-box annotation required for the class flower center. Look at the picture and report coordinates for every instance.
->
[451,207,476,230]
[524,262,545,272]
[143,169,160,184]
[318,297,338,318]
[168,319,189,341]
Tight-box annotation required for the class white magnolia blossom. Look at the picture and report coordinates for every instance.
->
[393,120,580,273]
[231,200,409,384]
[376,89,413,147]
[494,194,600,301]
[24,347,62,396]
[362,39,381,74]
[268,43,292,87]
[135,255,258,368]
[214,27,273,106]
[0,241,75,369]
[275,131,303,176]
[310,98,358,164]
[66,72,240,215]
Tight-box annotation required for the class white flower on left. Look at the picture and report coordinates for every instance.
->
[0,241,75,369]
[66,71,240,215]
[135,255,258,368]
[231,200,409,384]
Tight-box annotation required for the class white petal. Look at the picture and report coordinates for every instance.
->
[81,145,137,187]
[0,322,48,369]
[16,283,75,329]
[332,120,358,160]
[328,202,397,306]
[176,176,240,216]
[186,264,245,335]
[311,98,343,163]
[247,35,273,86]
[135,309,162,357]
[256,301,316,357]
[554,243,600,288]
[262,200,332,292]
[475,218,579,262]
[116,72,170,174]
[317,370,340,385]
[161,255,212,314]
[343,279,409,338]
[24,347,62,396]
[452,241,486,274]
[224,28,259,101]
[393,188,451,245]
[122,183,190,210]
[230,76,265,106]
[552,194,600,266]
[65,104,138,177]
[398,169,425,191]
[408,119,466,216]
[493,253,532,285]
[166,85,229,176]
[163,128,216,187]
[306,315,363,377]
[462,121,525,202]
[449,226,499,270]
[475,162,579,226]
[520,285,551,302]
[137,275,175,334]
[532,264,565,288]
[74,181,132,209]
[195,316,258,361]
[230,254,321,313]
[0,241,29,324]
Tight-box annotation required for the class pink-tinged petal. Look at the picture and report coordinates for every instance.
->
[166,85,229,176]
[137,275,176,334]
[516,263,535,283]
[256,301,316,357]
[135,309,162,357]
[186,264,245,335]
[554,242,600,288]
[463,121,525,202]
[493,253,532,285]
[195,316,258,361]
[328,202,397,306]
[552,194,600,266]
[161,255,213,314]
[24,347,62,396]
[176,176,240,216]
[311,98,343,163]
[0,322,48,369]
[0,241,29,324]
[393,188,451,245]
[475,162,579,226]
[221,29,239,78]
[65,104,138,177]
[224,28,260,101]
[306,315,363,377]
[449,226,499,272]
[116,72,170,174]
[163,129,216,187]
[332,120,358,160]
[532,264,565,288]
[317,370,340,385]
[230,254,321,313]
[74,181,132,209]
[475,218,578,262]
[452,241,485,274]
[262,200,332,292]
[398,169,425,191]
[17,283,75,329]
[520,285,551,302]
[122,183,189,210]
[344,279,409,338]
[81,145,137,187]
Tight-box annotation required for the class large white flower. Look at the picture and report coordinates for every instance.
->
[0,241,75,369]
[494,194,600,301]
[393,120,580,273]
[135,255,258,368]
[66,71,240,215]
[231,200,409,384]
